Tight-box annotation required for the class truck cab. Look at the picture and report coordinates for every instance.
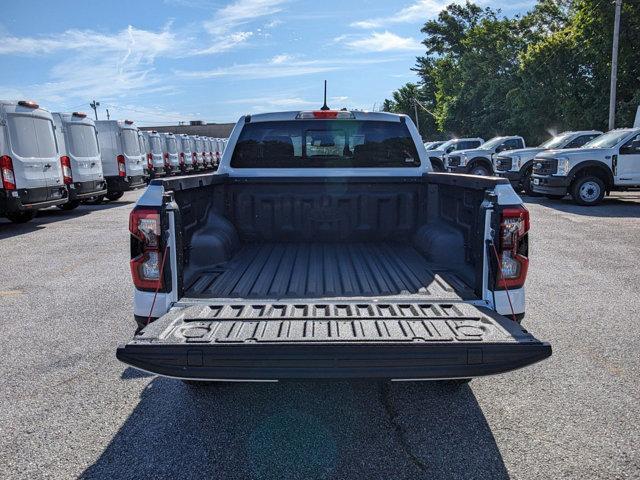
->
[95,120,145,201]
[532,128,640,205]
[52,112,107,210]
[0,100,68,223]
[428,138,484,172]
[159,133,181,176]
[117,110,551,383]
[494,131,602,194]
[446,136,525,176]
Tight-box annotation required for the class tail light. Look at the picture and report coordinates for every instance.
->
[163,152,170,167]
[60,156,73,184]
[146,153,153,169]
[117,155,126,177]
[0,155,16,190]
[179,152,185,165]
[192,152,197,165]
[495,206,529,289]
[130,208,164,291]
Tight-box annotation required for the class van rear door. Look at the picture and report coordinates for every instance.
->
[121,128,144,178]
[67,121,102,183]
[5,109,59,202]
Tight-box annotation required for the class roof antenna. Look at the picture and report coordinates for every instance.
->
[320,80,330,110]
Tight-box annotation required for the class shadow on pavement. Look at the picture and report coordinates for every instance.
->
[80,377,508,480]
[523,193,640,218]
[0,200,135,239]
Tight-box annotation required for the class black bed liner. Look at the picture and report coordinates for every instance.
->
[185,242,476,300]
[117,302,551,380]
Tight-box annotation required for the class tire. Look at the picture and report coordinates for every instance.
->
[6,211,36,223]
[83,195,105,205]
[521,169,539,196]
[106,191,124,202]
[571,175,605,206]
[57,200,81,211]
[469,164,491,176]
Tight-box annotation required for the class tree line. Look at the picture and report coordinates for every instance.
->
[382,0,640,145]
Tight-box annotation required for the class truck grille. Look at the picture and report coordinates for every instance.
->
[447,155,461,167]
[494,156,513,171]
[532,158,557,175]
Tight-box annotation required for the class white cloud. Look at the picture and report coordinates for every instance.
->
[194,31,254,55]
[343,31,422,52]
[270,54,294,64]
[351,0,450,29]
[203,0,289,36]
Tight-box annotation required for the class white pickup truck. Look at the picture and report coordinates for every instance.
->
[117,110,551,382]
[531,128,640,205]
[446,136,526,176]
[494,131,602,194]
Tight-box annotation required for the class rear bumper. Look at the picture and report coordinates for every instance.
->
[116,342,552,380]
[0,186,68,213]
[447,166,467,174]
[105,175,146,193]
[68,180,108,200]
[531,174,570,195]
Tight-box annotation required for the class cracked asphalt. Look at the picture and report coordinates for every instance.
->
[0,190,639,479]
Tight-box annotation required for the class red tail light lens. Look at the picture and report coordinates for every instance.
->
[60,156,73,184]
[179,152,185,165]
[0,155,16,190]
[192,152,197,165]
[496,206,529,289]
[129,208,164,290]
[117,155,126,177]
[163,152,170,167]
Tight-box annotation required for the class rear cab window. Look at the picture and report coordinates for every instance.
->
[68,124,99,157]
[7,114,57,158]
[231,120,420,168]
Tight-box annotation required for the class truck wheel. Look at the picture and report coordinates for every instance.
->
[571,176,605,206]
[6,211,36,223]
[521,170,540,196]
[57,200,81,211]
[106,191,124,202]
[469,165,490,176]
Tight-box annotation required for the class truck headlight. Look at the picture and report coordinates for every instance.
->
[556,157,570,176]
[512,155,521,168]
[459,154,467,165]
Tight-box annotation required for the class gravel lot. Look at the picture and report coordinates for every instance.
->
[0,190,638,479]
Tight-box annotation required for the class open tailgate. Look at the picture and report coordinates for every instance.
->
[117,302,551,380]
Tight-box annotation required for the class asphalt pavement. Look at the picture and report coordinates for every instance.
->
[0,190,638,479]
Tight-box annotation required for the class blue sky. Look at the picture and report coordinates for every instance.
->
[0,0,535,125]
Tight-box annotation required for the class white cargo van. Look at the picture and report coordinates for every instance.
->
[95,120,145,201]
[159,132,180,175]
[140,131,165,178]
[52,112,106,210]
[0,100,68,223]
[202,137,212,169]
[214,138,224,167]
[195,136,206,170]
[176,134,193,174]
[188,135,201,171]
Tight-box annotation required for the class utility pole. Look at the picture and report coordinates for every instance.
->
[412,99,420,134]
[608,0,622,130]
[89,100,100,121]
[106,108,110,120]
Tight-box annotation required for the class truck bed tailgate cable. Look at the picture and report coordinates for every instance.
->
[147,242,170,326]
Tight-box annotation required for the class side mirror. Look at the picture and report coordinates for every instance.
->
[446,146,455,153]
[495,145,505,153]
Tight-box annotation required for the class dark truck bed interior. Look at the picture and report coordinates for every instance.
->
[170,174,491,303]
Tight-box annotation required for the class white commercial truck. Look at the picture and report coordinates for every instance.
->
[52,112,107,210]
[0,100,68,222]
[95,120,145,201]
[427,138,484,172]
[117,109,551,383]
[494,130,602,194]
[446,136,526,176]
[531,128,640,205]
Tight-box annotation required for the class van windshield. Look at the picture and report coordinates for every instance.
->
[68,124,99,157]
[122,129,140,156]
[8,115,57,158]
[150,136,162,154]
[231,120,420,168]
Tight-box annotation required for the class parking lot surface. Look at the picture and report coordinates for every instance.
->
[1,190,639,479]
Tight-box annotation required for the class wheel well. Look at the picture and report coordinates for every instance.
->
[429,157,444,171]
[570,165,613,189]
[468,157,492,171]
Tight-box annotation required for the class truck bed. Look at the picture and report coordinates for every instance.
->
[184,242,476,300]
